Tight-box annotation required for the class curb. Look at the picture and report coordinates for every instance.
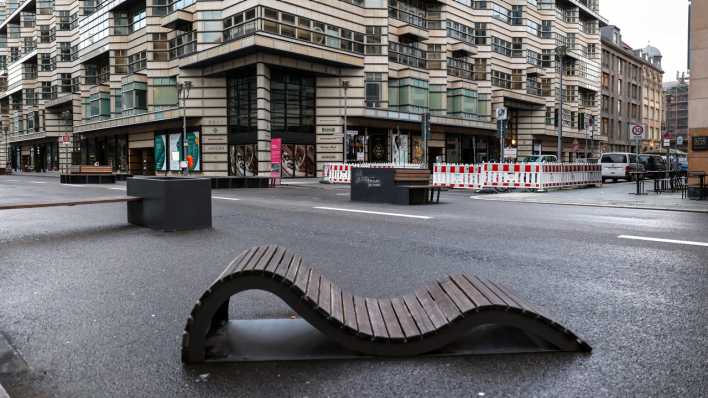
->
[469,196,708,214]
[0,383,9,398]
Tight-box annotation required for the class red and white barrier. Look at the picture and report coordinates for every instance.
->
[321,163,426,184]
[433,162,601,191]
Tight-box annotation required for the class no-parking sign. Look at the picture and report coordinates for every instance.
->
[630,124,646,140]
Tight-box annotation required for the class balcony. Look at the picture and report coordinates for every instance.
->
[447,58,486,81]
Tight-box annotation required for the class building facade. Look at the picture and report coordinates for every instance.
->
[688,0,707,196]
[0,0,606,177]
[599,25,663,154]
[664,76,689,152]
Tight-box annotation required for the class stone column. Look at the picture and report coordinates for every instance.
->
[256,62,271,175]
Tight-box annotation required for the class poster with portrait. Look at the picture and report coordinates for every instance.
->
[186,131,201,171]
[154,134,167,171]
[281,144,294,177]
[169,133,182,171]
[411,136,424,163]
[293,144,315,177]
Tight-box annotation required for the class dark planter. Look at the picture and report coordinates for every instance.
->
[127,176,212,231]
[350,168,396,203]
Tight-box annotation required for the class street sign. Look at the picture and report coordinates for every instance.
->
[630,124,646,140]
[677,136,684,146]
[496,107,508,121]
[345,130,358,136]
[663,139,671,147]
[62,134,70,143]
[663,132,672,140]
[503,147,517,159]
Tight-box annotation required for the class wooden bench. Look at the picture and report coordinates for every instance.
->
[181,245,592,363]
[0,196,141,211]
[393,169,444,204]
[78,165,113,174]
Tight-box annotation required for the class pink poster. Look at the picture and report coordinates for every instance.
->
[271,138,282,177]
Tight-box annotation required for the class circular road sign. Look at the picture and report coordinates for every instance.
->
[631,124,644,136]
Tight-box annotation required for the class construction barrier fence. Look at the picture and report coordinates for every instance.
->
[432,162,602,191]
[321,163,426,184]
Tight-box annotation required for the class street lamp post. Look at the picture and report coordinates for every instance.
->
[178,81,192,176]
[556,45,567,162]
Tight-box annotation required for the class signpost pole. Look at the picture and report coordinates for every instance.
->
[496,107,507,163]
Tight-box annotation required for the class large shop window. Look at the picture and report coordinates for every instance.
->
[270,71,315,140]
[388,78,428,114]
[154,131,201,172]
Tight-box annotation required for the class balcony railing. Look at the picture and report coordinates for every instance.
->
[447,58,486,81]
[388,3,426,29]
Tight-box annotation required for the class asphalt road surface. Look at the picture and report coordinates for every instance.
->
[1,175,706,397]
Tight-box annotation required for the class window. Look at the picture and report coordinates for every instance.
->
[227,72,257,136]
[388,78,428,114]
[128,50,147,73]
[169,31,197,58]
[152,33,169,61]
[365,72,384,108]
[121,81,147,113]
[42,82,52,100]
[113,50,128,74]
[152,77,178,107]
[270,71,316,135]
[492,37,512,57]
[511,37,523,57]
[447,88,481,119]
[58,42,72,62]
[40,53,54,72]
[474,23,488,45]
[114,5,146,35]
[491,70,511,89]
[365,26,383,55]
[84,92,111,119]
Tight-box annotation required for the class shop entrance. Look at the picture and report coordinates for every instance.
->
[129,148,155,176]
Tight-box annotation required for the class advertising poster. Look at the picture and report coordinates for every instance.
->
[392,134,410,164]
[154,134,167,171]
[294,144,315,177]
[271,137,282,177]
[169,133,182,171]
[229,144,257,176]
[411,136,424,163]
[281,144,294,177]
[186,131,201,171]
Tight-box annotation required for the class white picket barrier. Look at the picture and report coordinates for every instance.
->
[321,163,426,184]
[433,162,601,191]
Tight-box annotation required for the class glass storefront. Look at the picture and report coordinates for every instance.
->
[227,67,316,177]
[78,134,128,172]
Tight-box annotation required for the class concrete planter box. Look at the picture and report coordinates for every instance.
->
[127,176,212,231]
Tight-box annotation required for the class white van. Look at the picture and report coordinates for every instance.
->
[600,153,644,183]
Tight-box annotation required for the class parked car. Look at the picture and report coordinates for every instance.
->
[519,154,558,163]
[638,154,667,177]
[600,153,645,183]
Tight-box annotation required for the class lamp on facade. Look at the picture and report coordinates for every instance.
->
[555,45,568,162]
[178,81,192,176]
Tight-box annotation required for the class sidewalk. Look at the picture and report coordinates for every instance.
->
[471,182,708,213]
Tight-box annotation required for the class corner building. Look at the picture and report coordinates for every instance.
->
[0,0,605,177]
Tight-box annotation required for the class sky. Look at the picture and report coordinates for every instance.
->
[600,0,690,82]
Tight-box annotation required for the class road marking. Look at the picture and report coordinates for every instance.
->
[618,235,708,247]
[109,187,127,191]
[64,184,88,187]
[335,193,349,196]
[30,181,47,184]
[6,179,17,182]
[313,206,432,220]
[213,196,241,201]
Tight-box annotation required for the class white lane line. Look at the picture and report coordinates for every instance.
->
[30,181,47,184]
[618,235,708,247]
[63,184,88,187]
[6,179,17,182]
[313,206,432,220]
[213,196,241,201]
[109,187,127,191]
[335,193,349,196]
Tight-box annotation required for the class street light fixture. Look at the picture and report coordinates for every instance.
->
[555,45,568,163]
[178,81,192,176]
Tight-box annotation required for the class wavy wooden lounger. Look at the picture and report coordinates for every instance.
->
[182,245,591,363]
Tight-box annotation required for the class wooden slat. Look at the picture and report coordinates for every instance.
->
[251,245,277,271]
[450,274,491,307]
[427,283,463,322]
[378,299,404,339]
[403,294,436,334]
[293,265,311,294]
[330,284,344,324]
[391,297,421,339]
[0,196,141,211]
[263,247,286,273]
[272,252,294,279]
[489,281,543,315]
[284,255,302,283]
[318,277,332,315]
[354,296,373,336]
[464,275,508,306]
[365,298,389,339]
[484,280,524,309]
[235,246,264,273]
[415,288,450,328]
[440,278,475,312]
[342,291,357,331]
[306,269,321,304]
[218,250,249,279]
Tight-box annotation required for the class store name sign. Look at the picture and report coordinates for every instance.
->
[693,136,708,151]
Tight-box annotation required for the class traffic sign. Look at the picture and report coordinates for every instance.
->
[663,132,672,140]
[663,139,671,147]
[677,136,684,146]
[496,107,508,121]
[630,124,646,140]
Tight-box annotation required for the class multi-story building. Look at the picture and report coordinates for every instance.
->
[664,76,690,152]
[599,25,663,153]
[688,0,707,197]
[0,0,606,176]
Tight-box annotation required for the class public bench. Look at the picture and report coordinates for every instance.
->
[61,165,116,184]
[181,245,592,363]
[351,167,443,205]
